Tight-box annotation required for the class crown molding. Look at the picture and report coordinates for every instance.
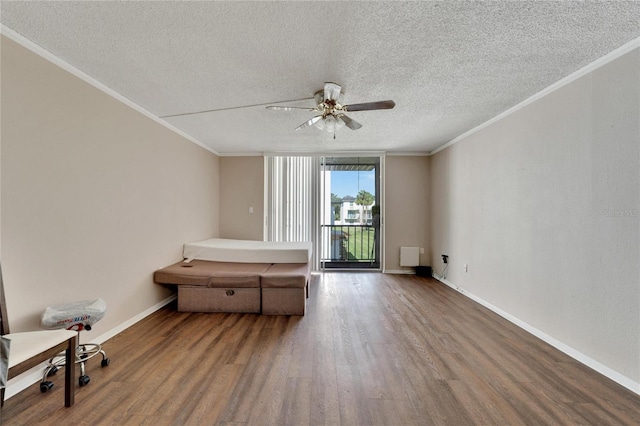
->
[263,151,387,157]
[1,25,219,157]
[386,151,430,157]
[218,152,265,157]
[431,36,640,156]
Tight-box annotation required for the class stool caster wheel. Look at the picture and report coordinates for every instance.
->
[79,375,90,386]
[47,366,59,377]
[40,381,54,393]
[101,358,110,367]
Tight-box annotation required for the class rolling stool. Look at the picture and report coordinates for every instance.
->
[39,298,110,391]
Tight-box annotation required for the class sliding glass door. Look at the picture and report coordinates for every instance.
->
[320,156,382,270]
[264,154,383,271]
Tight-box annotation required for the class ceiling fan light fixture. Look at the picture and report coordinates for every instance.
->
[315,114,345,133]
[325,115,337,133]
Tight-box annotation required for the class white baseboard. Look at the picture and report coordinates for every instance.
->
[4,295,176,400]
[91,295,177,345]
[432,274,640,396]
[383,269,416,274]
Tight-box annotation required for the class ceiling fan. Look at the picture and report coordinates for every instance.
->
[266,82,395,134]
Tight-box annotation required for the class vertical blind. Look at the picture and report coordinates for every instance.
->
[265,155,321,270]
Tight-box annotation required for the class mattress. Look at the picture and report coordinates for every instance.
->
[183,238,312,264]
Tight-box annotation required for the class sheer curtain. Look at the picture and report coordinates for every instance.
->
[264,155,321,270]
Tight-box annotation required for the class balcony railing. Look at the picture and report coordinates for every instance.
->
[321,225,379,266]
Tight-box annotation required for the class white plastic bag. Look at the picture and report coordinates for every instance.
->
[41,298,106,330]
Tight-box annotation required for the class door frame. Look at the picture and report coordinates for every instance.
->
[319,154,385,271]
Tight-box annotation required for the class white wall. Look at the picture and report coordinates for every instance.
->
[429,48,639,388]
[1,36,219,337]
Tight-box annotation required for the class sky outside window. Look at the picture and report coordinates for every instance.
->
[330,170,375,198]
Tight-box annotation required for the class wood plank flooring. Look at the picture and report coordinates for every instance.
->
[2,273,639,425]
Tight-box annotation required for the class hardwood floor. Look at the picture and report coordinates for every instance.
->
[2,273,639,425]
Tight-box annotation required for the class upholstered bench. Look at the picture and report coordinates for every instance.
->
[154,238,312,315]
[153,260,271,313]
[153,260,310,315]
[260,263,310,315]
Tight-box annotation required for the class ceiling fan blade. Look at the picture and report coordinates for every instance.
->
[324,82,342,101]
[266,105,316,111]
[295,115,323,131]
[160,97,314,118]
[344,100,396,112]
[338,114,362,130]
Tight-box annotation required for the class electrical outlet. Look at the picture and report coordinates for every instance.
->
[442,254,448,264]
[464,264,468,273]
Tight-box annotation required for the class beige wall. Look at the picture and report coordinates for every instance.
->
[219,156,264,240]
[429,48,639,385]
[217,155,435,273]
[1,36,219,335]
[383,156,430,272]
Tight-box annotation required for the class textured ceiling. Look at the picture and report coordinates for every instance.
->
[1,1,639,155]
